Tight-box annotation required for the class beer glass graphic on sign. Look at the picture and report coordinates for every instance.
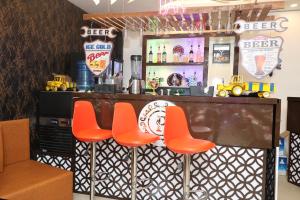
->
[255,55,266,75]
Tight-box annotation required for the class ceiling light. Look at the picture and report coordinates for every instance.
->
[128,0,135,3]
[290,3,298,8]
[111,0,117,5]
[93,0,100,5]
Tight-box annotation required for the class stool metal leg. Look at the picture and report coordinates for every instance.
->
[90,142,96,200]
[183,154,191,200]
[131,147,138,200]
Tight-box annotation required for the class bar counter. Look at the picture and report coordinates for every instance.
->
[75,93,281,149]
[36,92,281,200]
[72,93,279,200]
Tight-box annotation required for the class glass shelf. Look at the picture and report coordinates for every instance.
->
[146,62,205,66]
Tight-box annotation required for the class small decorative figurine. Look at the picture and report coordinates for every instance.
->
[217,75,275,98]
[45,74,76,91]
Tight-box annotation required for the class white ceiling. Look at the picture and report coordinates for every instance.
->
[67,0,160,13]
[67,0,299,14]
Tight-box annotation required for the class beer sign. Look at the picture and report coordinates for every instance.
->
[81,26,117,38]
[239,35,283,79]
[84,40,113,76]
[234,17,288,34]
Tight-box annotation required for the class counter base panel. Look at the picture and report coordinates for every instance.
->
[265,148,276,200]
[36,140,276,200]
[288,132,300,187]
[36,154,73,171]
[74,139,266,200]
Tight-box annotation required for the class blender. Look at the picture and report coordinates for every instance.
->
[128,55,145,94]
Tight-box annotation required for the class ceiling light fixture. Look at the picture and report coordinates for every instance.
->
[93,0,135,7]
[160,0,185,15]
[111,0,118,5]
[290,3,298,8]
[93,0,100,5]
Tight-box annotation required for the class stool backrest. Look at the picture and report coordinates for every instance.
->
[112,102,137,137]
[72,101,99,137]
[164,106,191,145]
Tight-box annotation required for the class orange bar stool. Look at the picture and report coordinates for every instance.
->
[72,101,112,200]
[112,102,160,200]
[164,106,216,200]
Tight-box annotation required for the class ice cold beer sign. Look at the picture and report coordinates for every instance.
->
[239,36,283,79]
[84,40,113,76]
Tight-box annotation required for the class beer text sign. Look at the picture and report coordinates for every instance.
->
[234,17,288,34]
[239,35,283,79]
[81,26,117,38]
[84,40,113,76]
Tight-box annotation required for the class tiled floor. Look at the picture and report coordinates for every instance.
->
[278,175,300,200]
[73,176,300,200]
[73,193,112,200]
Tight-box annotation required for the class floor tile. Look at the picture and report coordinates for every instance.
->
[278,175,300,200]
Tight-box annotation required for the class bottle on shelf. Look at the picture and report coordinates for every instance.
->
[181,71,188,87]
[162,45,167,63]
[193,71,197,82]
[159,77,164,86]
[152,71,161,86]
[149,46,153,63]
[146,71,151,84]
[196,44,203,63]
[189,45,194,63]
[157,46,162,63]
[189,71,198,86]
[171,74,179,86]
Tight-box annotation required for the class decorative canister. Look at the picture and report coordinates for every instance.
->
[76,60,94,91]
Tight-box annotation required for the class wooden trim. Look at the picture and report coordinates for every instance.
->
[75,93,280,105]
[83,1,284,20]
[142,36,147,81]
[258,5,272,21]
[249,8,261,21]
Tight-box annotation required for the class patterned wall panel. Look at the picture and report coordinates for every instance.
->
[288,132,300,186]
[37,154,73,171]
[0,0,85,120]
[74,139,266,200]
[265,148,276,200]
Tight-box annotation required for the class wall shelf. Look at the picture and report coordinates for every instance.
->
[146,62,205,66]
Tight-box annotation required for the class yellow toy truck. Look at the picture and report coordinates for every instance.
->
[217,75,275,98]
[45,74,76,91]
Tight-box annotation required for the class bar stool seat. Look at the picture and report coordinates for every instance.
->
[112,102,160,200]
[165,106,216,200]
[167,137,215,155]
[75,129,112,142]
[114,129,159,147]
[72,100,112,200]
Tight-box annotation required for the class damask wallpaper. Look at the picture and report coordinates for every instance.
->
[0,0,85,120]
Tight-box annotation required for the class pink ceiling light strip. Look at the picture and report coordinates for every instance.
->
[160,0,185,16]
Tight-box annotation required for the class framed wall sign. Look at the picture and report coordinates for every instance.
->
[239,35,283,79]
[83,40,113,76]
[212,43,231,64]
[234,17,288,34]
[81,26,117,38]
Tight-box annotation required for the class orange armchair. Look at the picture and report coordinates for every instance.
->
[0,119,73,200]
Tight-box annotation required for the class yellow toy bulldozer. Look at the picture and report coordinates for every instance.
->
[45,74,76,91]
[217,75,275,98]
